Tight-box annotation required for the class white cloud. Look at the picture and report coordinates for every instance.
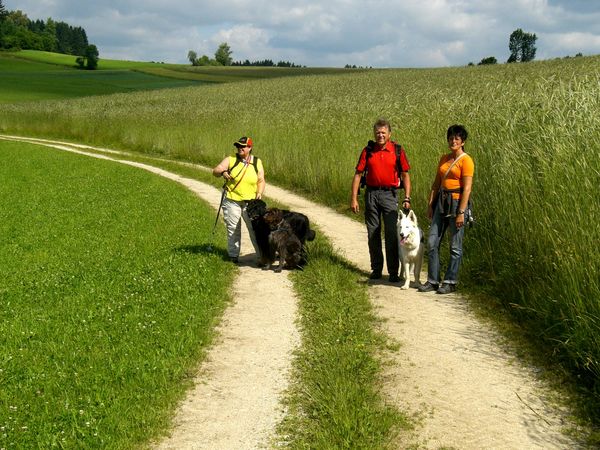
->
[540,32,600,57]
[5,0,600,67]
[210,26,272,61]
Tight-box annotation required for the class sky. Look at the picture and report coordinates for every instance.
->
[7,0,600,67]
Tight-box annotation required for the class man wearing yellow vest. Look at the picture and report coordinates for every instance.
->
[212,136,265,263]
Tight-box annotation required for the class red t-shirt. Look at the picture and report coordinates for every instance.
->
[355,141,410,188]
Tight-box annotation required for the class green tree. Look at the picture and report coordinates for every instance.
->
[71,26,88,55]
[41,17,58,52]
[507,28,537,63]
[478,56,497,65]
[187,50,198,66]
[84,44,99,69]
[0,0,8,46]
[214,42,232,66]
[197,54,212,66]
[8,10,28,27]
[76,44,99,69]
[0,0,8,22]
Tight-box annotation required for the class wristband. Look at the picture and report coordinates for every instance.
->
[457,209,465,214]
[403,197,411,202]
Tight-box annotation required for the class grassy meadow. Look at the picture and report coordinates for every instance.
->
[1,50,599,439]
[0,140,236,447]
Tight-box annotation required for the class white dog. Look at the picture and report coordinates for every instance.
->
[397,209,425,290]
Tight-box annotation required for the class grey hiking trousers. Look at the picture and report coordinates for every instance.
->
[364,187,399,276]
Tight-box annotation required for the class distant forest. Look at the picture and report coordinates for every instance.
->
[0,1,91,56]
[232,59,303,68]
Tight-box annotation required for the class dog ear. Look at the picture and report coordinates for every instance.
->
[408,209,418,224]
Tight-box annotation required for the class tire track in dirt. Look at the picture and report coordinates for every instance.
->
[1,135,582,448]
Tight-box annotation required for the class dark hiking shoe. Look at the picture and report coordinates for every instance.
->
[229,256,239,263]
[388,274,401,283]
[418,281,439,292]
[369,270,382,280]
[437,283,456,294]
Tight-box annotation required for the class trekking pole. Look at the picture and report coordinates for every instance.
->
[207,182,228,252]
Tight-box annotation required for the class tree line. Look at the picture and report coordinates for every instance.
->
[0,0,99,69]
[232,59,303,67]
[188,42,303,67]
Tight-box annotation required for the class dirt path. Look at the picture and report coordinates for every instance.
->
[266,185,579,449]
[1,135,582,449]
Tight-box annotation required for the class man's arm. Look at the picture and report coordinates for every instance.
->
[350,171,362,213]
[401,172,411,209]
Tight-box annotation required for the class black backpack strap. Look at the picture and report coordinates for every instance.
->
[394,143,405,189]
[394,143,404,171]
[359,141,375,190]
[229,155,243,173]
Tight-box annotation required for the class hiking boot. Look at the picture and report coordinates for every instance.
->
[369,270,382,280]
[417,281,439,292]
[388,274,401,283]
[229,256,239,264]
[437,283,456,294]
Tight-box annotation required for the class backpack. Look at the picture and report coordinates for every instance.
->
[359,140,405,191]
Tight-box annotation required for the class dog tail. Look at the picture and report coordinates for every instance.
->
[306,229,316,241]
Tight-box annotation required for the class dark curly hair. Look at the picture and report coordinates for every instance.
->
[446,124,468,141]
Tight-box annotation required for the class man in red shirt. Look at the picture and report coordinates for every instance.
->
[351,118,412,282]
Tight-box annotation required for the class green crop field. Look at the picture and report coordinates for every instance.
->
[10,50,360,85]
[0,53,203,103]
[0,52,599,443]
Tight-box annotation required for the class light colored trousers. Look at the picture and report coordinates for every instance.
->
[222,197,259,258]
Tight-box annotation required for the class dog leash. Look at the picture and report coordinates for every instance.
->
[207,182,228,251]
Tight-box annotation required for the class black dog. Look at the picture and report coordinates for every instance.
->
[246,199,316,268]
[268,220,303,272]
[262,208,316,244]
[246,199,271,266]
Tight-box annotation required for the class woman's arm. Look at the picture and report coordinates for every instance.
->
[455,175,473,228]
[212,157,231,179]
[256,167,265,199]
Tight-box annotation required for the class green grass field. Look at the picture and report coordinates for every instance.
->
[0,140,235,448]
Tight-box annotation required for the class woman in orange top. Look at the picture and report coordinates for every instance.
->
[418,125,474,294]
